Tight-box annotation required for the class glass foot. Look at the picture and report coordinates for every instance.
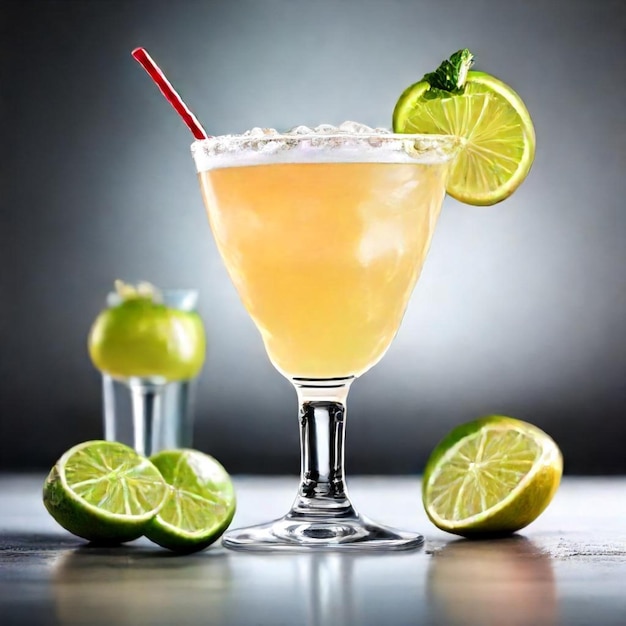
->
[222,513,423,552]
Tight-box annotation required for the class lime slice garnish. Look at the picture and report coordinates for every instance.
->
[43,440,168,543]
[422,416,562,536]
[393,51,535,205]
[88,281,206,382]
[145,449,236,553]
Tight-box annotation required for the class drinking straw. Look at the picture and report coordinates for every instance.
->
[131,47,208,140]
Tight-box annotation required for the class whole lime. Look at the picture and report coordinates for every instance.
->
[88,295,205,382]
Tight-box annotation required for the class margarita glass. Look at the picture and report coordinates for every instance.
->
[192,123,460,550]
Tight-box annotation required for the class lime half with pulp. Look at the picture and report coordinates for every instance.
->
[422,416,562,536]
[43,440,168,543]
[393,50,535,205]
[145,449,236,553]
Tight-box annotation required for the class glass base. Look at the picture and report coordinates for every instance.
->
[222,377,423,552]
[222,513,423,552]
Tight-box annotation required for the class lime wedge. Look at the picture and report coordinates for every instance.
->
[393,70,535,206]
[422,416,562,536]
[145,449,236,553]
[43,440,168,543]
[88,281,206,382]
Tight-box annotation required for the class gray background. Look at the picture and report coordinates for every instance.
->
[1,0,624,474]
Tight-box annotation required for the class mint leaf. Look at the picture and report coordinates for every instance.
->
[421,49,474,99]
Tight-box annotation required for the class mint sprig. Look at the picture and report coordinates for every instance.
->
[421,49,474,100]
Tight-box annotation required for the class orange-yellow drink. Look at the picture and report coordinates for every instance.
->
[193,129,456,379]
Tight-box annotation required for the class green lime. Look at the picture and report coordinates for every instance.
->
[145,449,236,553]
[88,282,206,382]
[422,416,562,536]
[43,440,168,543]
[393,51,535,205]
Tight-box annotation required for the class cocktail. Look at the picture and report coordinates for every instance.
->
[131,47,536,551]
[193,125,459,550]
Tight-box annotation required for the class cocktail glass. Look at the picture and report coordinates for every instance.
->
[191,124,460,551]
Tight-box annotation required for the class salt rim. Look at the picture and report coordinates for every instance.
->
[191,121,461,172]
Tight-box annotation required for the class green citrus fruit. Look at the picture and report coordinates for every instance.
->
[422,416,562,536]
[145,449,236,553]
[393,71,535,205]
[88,293,205,382]
[43,440,168,543]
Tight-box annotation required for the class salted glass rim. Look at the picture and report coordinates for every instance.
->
[190,129,463,172]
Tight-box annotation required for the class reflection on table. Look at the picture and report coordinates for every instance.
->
[2,476,626,626]
[427,536,557,626]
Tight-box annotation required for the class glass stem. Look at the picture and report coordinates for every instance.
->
[289,378,356,519]
[128,379,163,457]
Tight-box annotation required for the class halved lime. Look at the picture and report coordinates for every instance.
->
[88,282,206,382]
[145,449,236,553]
[393,71,535,205]
[422,416,562,536]
[43,440,168,543]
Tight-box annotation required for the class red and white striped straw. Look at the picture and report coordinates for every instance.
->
[131,47,208,140]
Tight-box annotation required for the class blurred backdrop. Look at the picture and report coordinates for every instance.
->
[1,0,624,474]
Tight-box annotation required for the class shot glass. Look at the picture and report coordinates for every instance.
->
[98,288,203,457]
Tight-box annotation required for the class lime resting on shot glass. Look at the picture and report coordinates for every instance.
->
[422,416,563,537]
[43,440,168,543]
[88,280,206,381]
[393,48,536,206]
[144,449,236,553]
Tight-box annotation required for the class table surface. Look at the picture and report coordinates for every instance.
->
[1,474,625,626]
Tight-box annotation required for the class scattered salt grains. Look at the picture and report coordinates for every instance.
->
[259,140,284,154]
[290,125,313,135]
[243,127,279,139]
[336,121,385,135]
[313,123,340,134]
